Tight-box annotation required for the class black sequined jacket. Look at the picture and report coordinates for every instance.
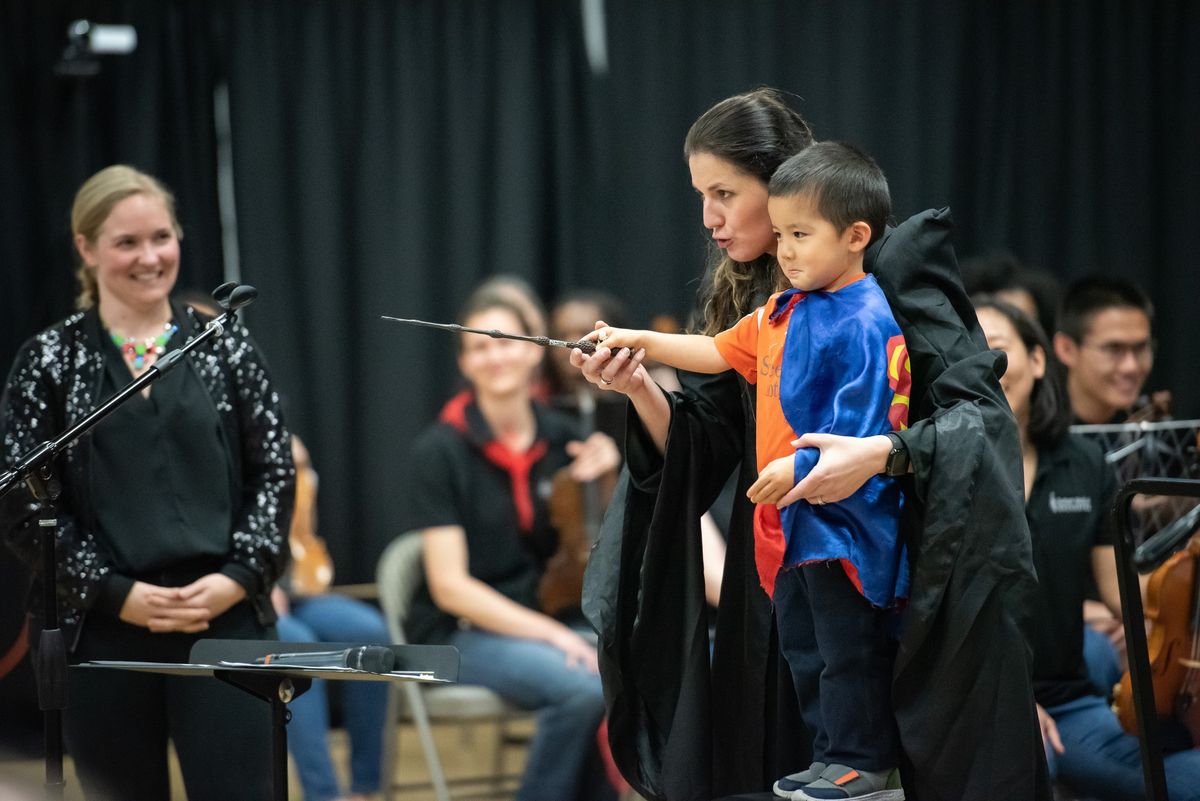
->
[1,301,294,651]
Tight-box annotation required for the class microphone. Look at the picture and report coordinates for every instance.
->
[211,282,238,309]
[226,284,258,312]
[254,645,395,673]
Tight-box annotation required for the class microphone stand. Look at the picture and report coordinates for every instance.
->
[0,290,252,800]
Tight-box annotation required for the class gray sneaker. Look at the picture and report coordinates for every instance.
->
[772,762,827,798]
[796,763,904,801]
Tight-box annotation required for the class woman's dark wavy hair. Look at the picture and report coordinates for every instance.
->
[974,294,1071,451]
[684,88,814,335]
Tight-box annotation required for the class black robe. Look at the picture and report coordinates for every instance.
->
[582,209,1052,801]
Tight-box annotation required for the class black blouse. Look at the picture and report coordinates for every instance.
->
[90,321,234,613]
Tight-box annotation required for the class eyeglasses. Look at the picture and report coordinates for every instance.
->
[1080,338,1156,364]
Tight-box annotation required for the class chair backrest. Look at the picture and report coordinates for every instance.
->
[376,530,427,646]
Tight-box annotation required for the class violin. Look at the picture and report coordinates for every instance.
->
[287,447,334,596]
[538,388,613,617]
[539,465,600,617]
[1113,532,1200,745]
[1112,421,1200,745]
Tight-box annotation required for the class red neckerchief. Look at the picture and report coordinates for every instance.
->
[439,396,548,533]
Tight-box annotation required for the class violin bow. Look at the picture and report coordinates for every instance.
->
[382,316,598,355]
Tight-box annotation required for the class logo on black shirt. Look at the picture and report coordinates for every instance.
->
[1049,492,1092,514]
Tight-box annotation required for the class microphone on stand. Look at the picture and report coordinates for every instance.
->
[159,284,259,373]
[226,284,258,312]
[254,645,395,673]
[202,283,258,337]
[211,281,238,308]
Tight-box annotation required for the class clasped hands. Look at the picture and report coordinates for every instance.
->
[119,573,247,633]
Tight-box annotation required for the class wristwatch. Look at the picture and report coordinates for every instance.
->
[884,432,910,477]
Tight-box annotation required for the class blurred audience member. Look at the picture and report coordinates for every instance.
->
[547,290,630,448]
[961,249,1061,337]
[404,286,620,801]
[1053,275,1161,425]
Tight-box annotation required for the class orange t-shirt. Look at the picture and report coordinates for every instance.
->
[713,291,801,472]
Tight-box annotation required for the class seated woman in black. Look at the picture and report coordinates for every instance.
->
[974,297,1200,801]
[402,287,621,801]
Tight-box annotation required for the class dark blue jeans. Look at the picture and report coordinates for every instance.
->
[1082,624,1122,698]
[1047,694,1200,801]
[773,561,902,772]
[450,627,608,801]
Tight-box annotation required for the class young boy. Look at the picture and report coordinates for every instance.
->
[596,142,909,801]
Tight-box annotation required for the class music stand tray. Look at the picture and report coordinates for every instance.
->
[77,638,458,801]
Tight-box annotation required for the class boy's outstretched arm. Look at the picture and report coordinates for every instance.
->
[594,327,730,375]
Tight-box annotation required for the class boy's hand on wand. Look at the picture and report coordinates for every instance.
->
[571,321,648,393]
[590,325,642,353]
[747,454,796,505]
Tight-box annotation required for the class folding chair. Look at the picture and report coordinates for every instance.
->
[377,531,530,801]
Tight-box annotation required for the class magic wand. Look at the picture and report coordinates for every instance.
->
[382,316,599,354]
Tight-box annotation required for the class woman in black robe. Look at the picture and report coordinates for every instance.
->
[574,89,1050,801]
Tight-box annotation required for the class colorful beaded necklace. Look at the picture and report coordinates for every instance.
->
[110,322,177,369]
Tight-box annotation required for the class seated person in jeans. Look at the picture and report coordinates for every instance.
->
[976,297,1200,801]
[402,287,621,801]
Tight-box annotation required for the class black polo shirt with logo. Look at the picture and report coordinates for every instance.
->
[1027,434,1119,708]
[402,398,580,645]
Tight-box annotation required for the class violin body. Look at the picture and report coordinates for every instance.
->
[1114,534,1200,746]
[538,467,595,617]
[288,463,334,596]
[537,386,618,618]
[537,466,617,617]
[537,470,588,613]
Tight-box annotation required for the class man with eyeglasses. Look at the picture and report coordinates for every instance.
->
[1052,275,1172,709]
[1054,275,1160,425]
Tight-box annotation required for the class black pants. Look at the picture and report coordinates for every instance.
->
[773,561,901,771]
[64,601,275,801]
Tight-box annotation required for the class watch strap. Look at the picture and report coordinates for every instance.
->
[885,432,910,477]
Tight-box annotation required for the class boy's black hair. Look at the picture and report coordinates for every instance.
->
[767,141,891,246]
[1056,274,1154,342]
[973,294,1072,451]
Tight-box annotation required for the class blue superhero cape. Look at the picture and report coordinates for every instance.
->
[775,275,909,608]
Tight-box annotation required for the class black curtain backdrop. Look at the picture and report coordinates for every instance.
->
[2,4,1198,736]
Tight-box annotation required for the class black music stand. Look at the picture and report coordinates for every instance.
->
[77,638,459,801]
